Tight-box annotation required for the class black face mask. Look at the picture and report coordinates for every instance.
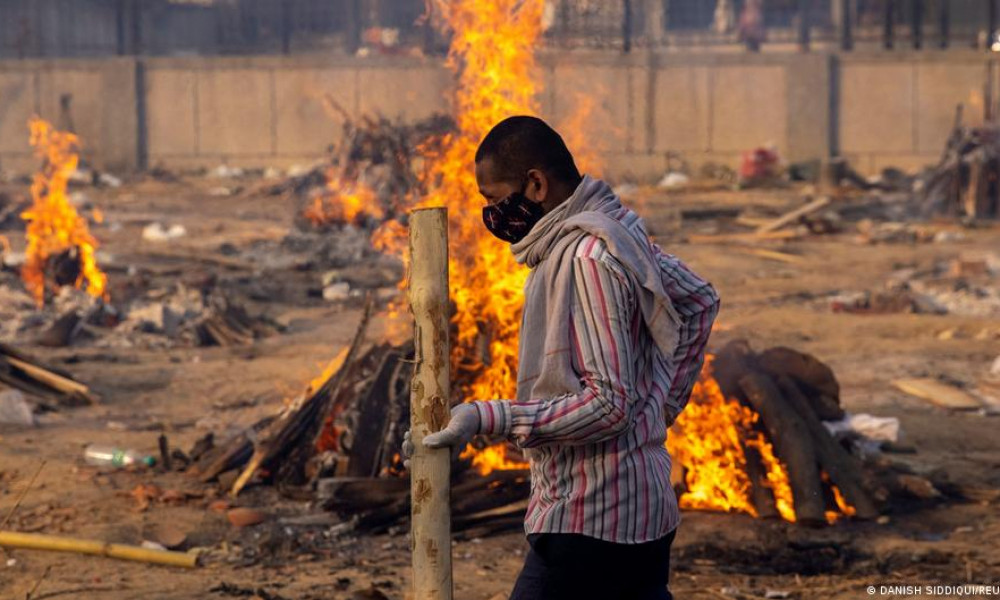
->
[481,183,545,244]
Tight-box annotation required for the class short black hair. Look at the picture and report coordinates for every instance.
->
[475,116,581,186]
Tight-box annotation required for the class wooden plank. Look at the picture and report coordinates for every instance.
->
[687,230,800,244]
[756,196,832,234]
[892,378,983,410]
[737,247,806,264]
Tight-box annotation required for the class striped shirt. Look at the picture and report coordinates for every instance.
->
[474,222,719,544]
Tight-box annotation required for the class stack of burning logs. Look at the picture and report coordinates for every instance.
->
[709,340,879,526]
[189,302,529,537]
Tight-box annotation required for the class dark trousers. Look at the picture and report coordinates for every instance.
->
[509,530,676,600]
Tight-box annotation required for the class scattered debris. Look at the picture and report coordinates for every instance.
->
[756,196,831,235]
[141,223,187,242]
[227,507,267,528]
[917,107,1000,219]
[658,172,690,189]
[0,388,35,426]
[739,147,782,187]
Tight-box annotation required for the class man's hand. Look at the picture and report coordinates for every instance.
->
[400,403,481,467]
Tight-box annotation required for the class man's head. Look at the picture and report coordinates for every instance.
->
[475,116,582,215]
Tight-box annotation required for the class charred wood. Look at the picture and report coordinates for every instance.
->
[739,372,827,526]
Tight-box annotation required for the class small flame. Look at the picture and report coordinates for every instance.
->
[459,443,528,475]
[21,117,107,306]
[310,347,350,454]
[303,173,383,227]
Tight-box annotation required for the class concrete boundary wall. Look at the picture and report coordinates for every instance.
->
[0,51,994,179]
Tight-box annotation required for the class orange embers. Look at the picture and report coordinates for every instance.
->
[302,174,383,227]
[21,117,107,306]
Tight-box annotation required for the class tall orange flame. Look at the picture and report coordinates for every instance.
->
[369,0,546,474]
[21,117,107,306]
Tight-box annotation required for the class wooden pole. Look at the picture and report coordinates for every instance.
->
[408,207,453,600]
[0,531,197,568]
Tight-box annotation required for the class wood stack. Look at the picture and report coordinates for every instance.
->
[711,340,880,526]
[0,342,97,407]
[191,302,530,536]
[918,107,1000,219]
[193,291,279,347]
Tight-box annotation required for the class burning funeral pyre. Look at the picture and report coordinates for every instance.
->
[0,118,283,351]
[21,116,107,307]
[182,0,938,537]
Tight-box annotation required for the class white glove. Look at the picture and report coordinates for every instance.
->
[423,403,481,449]
[400,403,482,468]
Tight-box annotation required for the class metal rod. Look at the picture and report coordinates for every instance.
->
[798,0,811,52]
[280,0,292,55]
[884,0,895,50]
[938,0,949,49]
[990,0,998,50]
[912,0,924,49]
[623,0,633,53]
[840,0,853,51]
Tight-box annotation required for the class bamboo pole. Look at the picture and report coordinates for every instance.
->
[408,207,453,600]
[0,531,197,568]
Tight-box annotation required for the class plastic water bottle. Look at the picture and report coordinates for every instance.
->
[83,445,155,469]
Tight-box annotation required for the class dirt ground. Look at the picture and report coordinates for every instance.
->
[0,176,998,600]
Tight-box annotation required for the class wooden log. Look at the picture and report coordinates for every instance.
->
[737,247,806,264]
[318,476,410,509]
[774,375,879,520]
[755,196,831,234]
[0,343,96,405]
[408,207,453,600]
[346,346,403,478]
[687,230,800,244]
[739,372,827,526]
[711,339,757,401]
[451,471,530,517]
[743,443,779,519]
[755,346,843,420]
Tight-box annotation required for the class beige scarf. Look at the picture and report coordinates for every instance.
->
[509,176,681,402]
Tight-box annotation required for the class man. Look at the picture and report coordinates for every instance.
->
[405,116,719,600]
